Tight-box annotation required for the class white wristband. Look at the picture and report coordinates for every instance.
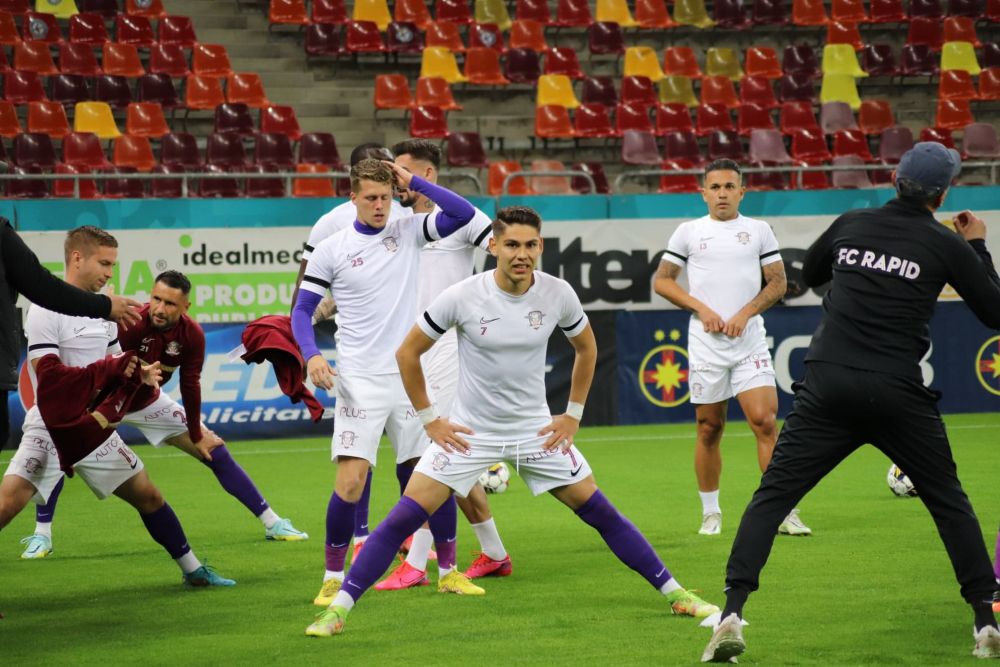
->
[417,406,439,426]
[565,401,584,421]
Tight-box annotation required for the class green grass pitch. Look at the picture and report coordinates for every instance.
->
[1,413,998,665]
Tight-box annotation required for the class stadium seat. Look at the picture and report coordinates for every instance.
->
[504,48,541,83]
[581,76,618,107]
[102,42,144,78]
[214,102,255,136]
[938,69,978,99]
[748,129,793,161]
[305,23,347,57]
[636,0,676,27]
[570,161,610,194]
[394,0,432,28]
[919,125,955,147]
[76,0,115,18]
[420,46,467,83]
[901,44,939,77]
[446,131,488,168]
[706,48,743,81]
[536,104,575,138]
[244,164,286,198]
[829,155,872,189]
[596,0,637,26]
[15,40,58,75]
[625,47,666,83]
[831,0,868,22]
[987,0,1000,20]
[225,73,270,109]
[832,128,873,159]
[664,47,702,80]
[94,74,131,108]
[573,102,616,138]
[870,0,906,21]
[352,0,391,31]
[662,129,704,164]
[437,0,473,24]
[751,0,788,24]
[374,73,413,112]
[943,16,980,48]
[617,101,654,133]
[59,41,100,76]
[345,20,386,52]
[509,19,547,52]
[909,0,944,18]
[738,103,776,136]
[476,0,511,30]
[857,100,894,135]
[877,125,913,169]
[13,131,56,168]
[158,15,197,48]
[5,70,46,103]
[949,0,986,16]
[254,132,295,169]
[827,21,863,51]
[906,17,943,50]
[862,44,899,77]
[934,98,973,130]
[409,105,449,138]
[74,101,120,138]
[23,12,62,44]
[192,44,233,78]
[125,0,164,18]
[706,129,746,161]
[468,22,503,51]
[1,0,29,14]
[819,74,861,110]
[961,123,1000,158]
[205,131,249,169]
[984,43,1000,69]
[820,101,858,133]
[313,0,348,23]
[52,163,98,199]
[783,44,820,79]
[426,21,464,52]
[125,101,169,138]
[387,21,424,53]
[529,159,573,195]
[137,73,180,110]
[112,134,155,171]
[115,14,153,48]
[792,0,827,24]
[0,11,19,46]
[51,73,90,106]
[695,103,733,135]
[790,127,832,162]
[740,76,778,108]
[270,0,309,29]
[714,0,751,28]
[978,67,1000,100]
[67,12,107,46]
[416,76,462,110]
[545,48,584,79]
[0,101,21,136]
[658,75,699,107]
[185,74,226,110]
[7,164,49,198]
[63,130,112,168]
[159,132,202,171]
[34,0,77,19]
[288,163,333,198]
[553,0,592,27]
[621,75,657,108]
[940,41,981,75]
[196,163,242,198]
[621,129,662,165]
[587,22,624,58]
[488,160,532,194]
[27,99,70,138]
[658,159,700,193]
[673,0,714,27]
[780,100,819,133]
[516,0,550,23]
[701,76,740,109]
[654,102,693,135]
[465,47,509,84]
[260,105,301,140]
[746,47,782,79]
[537,74,579,108]
[299,132,344,168]
[822,44,868,78]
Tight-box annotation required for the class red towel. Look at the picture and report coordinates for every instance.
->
[240,315,325,422]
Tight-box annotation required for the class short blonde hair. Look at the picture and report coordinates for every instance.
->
[350,158,394,193]
[64,225,118,264]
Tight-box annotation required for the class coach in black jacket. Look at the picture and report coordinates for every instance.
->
[702,143,1000,662]
[0,218,140,445]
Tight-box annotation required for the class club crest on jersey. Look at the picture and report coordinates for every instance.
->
[736,232,751,245]
[339,431,358,448]
[432,452,451,471]
[24,457,42,474]
[381,236,400,253]
[166,341,182,356]
[526,310,545,329]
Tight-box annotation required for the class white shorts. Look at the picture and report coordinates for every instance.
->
[332,372,428,466]
[122,392,189,446]
[423,331,459,417]
[688,338,776,404]
[413,433,593,498]
[4,412,144,503]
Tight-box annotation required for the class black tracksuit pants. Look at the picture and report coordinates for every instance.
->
[726,361,996,605]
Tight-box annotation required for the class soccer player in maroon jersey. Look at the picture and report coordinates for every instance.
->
[21,271,307,557]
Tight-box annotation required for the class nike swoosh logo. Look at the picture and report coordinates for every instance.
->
[73,326,86,334]
[347,250,363,259]
[446,537,457,543]
[570,465,583,477]
[346,582,361,590]
[655,567,666,578]
[480,316,500,324]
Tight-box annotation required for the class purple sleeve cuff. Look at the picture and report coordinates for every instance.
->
[292,289,324,361]
[410,175,474,238]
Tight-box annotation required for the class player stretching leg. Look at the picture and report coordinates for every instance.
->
[292,159,482,607]
[3,226,233,585]
[19,270,307,559]
[306,207,718,637]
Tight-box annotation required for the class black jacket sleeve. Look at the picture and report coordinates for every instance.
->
[2,221,111,319]
[947,236,1000,329]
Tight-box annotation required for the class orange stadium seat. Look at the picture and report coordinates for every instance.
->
[938,69,978,100]
[102,42,145,77]
[427,21,465,51]
[185,75,226,110]
[0,10,20,45]
[934,98,974,130]
[636,0,677,27]
[395,0,432,29]
[509,19,548,51]
[535,104,575,138]
[857,99,894,135]
[60,41,102,76]
[792,0,828,25]
[0,100,22,136]
[15,40,58,75]
[126,101,170,138]
[27,100,70,138]
[270,0,309,27]
[437,0,473,24]
[113,134,156,171]
[664,47,702,79]
[158,15,197,47]
[192,44,234,77]
[488,161,532,194]
[464,47,509,84]
[701,76,740,109]
[416,77,463,110]
[374,73,414,111]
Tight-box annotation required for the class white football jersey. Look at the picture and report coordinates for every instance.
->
[417,204,493,313]
[663,214,781,351]
[418,271,588,436]
[302,199,411,261]
[302,213,446,374]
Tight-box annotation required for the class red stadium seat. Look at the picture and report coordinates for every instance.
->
[102,42,145,78]
[115,15,154,48]
[620,76,657,108]
[60,42,102,76]
[942,16,980,48]
[446,131,489,168]
[68,12,108,46]
[416,77,462,110]
[374,74,414,111]
[313,0,348,23]
[544,48,584,79]
[938,69,978,100]
[63,131,113,169]
[621,129,662,165]
[468,22,503,52]
[0,0,28,15]
[738,103,776,136]
[535,104,575,138]
[185,75,226,110]
[228,73,272,109]
[27,100,70,138]
[695,103,734,136]
[53,163,97,199]
[827,21,864,51]
[488,160,532,195]
[158,16,197,48]
[637,0,676,27]
[573,103,616,138]
[126,102,170,138]
[5,70,47,104]
[832,128,873,159]
[410,105,450,138]
[261,105,302,140]
[345,20,386,52]
[707,129,746,161]
[113,134,156,172]
[516,0,551,23]
[617,102,654,134]
[387,21,424,54]
[831,0,868,23]
[792,0,827,25]
[587,21,624,58]
[192,44,233,78]
[745,47,783,79]
[0,100,21,136]
[790,128,832,163]
[269,0,310,28]
[396,0,433,29]
[23,12,62,45]
[426,20,464,52]
[780,101,819,134]
[654,102,693,135]
[978,68,1000,100]
[857,99,894,135]
[465,47,509,85]
[15,40,58,76]
[919,126,954,148]
[658,159,700,193]
[77,0,118,19]
[906,17,943,50]
[554,0,592,27]
[126,0,166,19]
[934,99,974,130]
[0,10,19,46]
[870,0,906,21]
[664,47,703,79]
[149,43,190,77]
[509,19,548,52]
[740,76,779,108]
[437,0,473,24]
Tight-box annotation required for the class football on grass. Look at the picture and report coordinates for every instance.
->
[479,463,510,494]
[887,463,918,497]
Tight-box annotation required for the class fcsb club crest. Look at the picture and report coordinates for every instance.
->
[637,329,690,408]
[975,335,1000,396]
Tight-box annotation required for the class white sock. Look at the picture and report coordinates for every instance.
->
[470,518,506,561]
[659,577,683,595]
[34,521,53,539]
[331,590,355,611]
[176,551,201,575]
[323,570,344,582]
[405,528,433,572]
[439,564,455,579]
[699,490,721,515]
[353,535,368,547]
[257,508,280,529]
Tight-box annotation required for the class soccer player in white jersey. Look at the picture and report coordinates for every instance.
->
[653,159,811,537]
[0,226,234,586]
[375,139,511,590]
[305,206,719,638]
[292,158,484,607]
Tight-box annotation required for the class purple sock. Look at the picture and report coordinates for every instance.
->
[354,470,372,539]
[575,490,672,590]
[396,462,414,495]
[994,528,999,580]
[140,502,192,559]
[342,496,429,602]
[325,491,356,572]
[35,475,65,523]
[202,445,269,517]
[428,494,458,570]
